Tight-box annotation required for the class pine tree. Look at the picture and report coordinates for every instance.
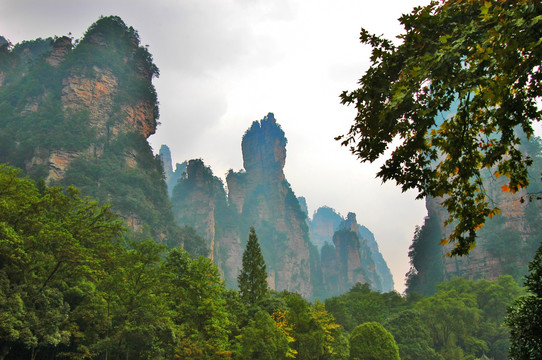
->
[238,227,269,306]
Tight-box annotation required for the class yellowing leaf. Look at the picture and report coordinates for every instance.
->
[488,208,501,219]
[439,34,452,44]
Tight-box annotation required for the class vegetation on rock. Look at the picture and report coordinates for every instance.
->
[0,16,185,247]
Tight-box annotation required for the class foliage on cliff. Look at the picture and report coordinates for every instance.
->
[0,16,183,245]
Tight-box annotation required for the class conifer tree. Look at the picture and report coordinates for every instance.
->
[238,227,269,306]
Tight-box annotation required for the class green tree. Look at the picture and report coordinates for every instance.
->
[338,0,542,255]
[0,164,124,359]
[93,239,176,360]
[416,286,486,358]
[439,276,522,360]
[384,309,442,360]
[349,322,400,360]
[238,227,269,306]
[507,243,542,360]
[164,248,232,359]
[235,310,290,360]
[325,283,407,332]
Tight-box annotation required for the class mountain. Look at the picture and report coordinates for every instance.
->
[406,134,542,295]
[310,209,394,294]
[0,16,182,245]
[168,113,394,298]
[0,16,394,298]
[171,114,314,296]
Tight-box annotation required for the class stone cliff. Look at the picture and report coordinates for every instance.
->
[310,206,343,251]
[0,17,180,244]
[171,159,234,261]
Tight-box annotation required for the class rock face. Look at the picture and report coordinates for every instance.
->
[310,206,343,251]
[172,159,229,259]
[406,136,542,295]
[46,36,72,67]
[0,17,180,244]
[316,211,394,296]
[358,225,395,292]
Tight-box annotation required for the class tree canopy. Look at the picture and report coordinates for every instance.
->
[338,0,542,255]
[349,322,400,360]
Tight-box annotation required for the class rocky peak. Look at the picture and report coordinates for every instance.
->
[185,159,214,185]
[319,228,366,297]
[241,112,287,182]
[159,144,187,195]
[310,206,343,251]
[342,212,359,232]
[159,144,173,178]
[83,16,136,47]
[46,36,72,67]
[172,159,229,261]
[56,16,159,140]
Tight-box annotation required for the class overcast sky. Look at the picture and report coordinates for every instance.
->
[1,0,434,293]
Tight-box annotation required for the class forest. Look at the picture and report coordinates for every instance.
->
[1,0,542,359]
[1,163,539,360]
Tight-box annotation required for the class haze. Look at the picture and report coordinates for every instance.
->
[0,0,432,292]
